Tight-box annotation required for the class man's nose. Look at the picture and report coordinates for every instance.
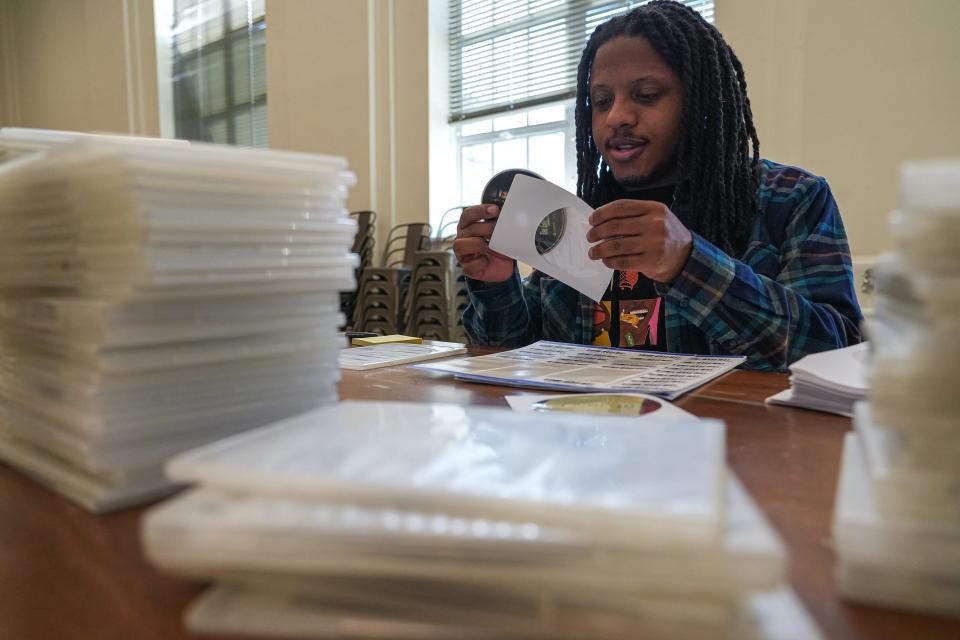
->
[605,96,637,128]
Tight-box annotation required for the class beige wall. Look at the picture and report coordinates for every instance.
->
[0,0,159,134]
[0,1,11,126]
[265,0,430,251]
[0,0,429,255]
[3,0,958,260]
[265,1,372,211]
[717,0,960,257]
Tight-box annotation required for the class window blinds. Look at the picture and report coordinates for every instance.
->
[448,0,714,123]
[170,0,267,147]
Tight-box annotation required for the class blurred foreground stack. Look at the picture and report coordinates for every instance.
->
[144,401,822,639]
[0,133,356,511]
[833,159,960,617]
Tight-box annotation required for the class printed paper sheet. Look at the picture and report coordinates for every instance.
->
[415,340,745,400]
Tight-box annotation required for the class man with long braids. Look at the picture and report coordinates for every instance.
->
[454,0,862,372]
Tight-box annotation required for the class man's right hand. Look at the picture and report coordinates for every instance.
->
[453,204,515,283]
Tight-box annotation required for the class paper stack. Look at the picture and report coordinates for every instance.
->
[0,137,357,511]
[765,343,869,416]
[143,401,822,639]
[833,159,960,617]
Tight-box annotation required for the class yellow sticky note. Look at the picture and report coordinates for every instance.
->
[352,334,423,346]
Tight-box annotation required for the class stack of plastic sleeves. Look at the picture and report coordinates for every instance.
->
[0,137,357,512]
[143,400,823,639]
[833,158,960,617]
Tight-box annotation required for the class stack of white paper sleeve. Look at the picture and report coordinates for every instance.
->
[765,343,869,416]
[833,159,960,617]
[143,401,823,639]
[0,135,357,512]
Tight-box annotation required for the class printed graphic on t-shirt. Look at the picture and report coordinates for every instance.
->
[592,302,613,347]
[619,271,640,291]
[592,271,664,350]
[618,298,661,348]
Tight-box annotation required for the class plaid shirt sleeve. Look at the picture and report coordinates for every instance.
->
[656,173,863,371]
[462,269,543,346]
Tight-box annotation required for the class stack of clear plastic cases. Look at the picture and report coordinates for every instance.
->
[833,158,960,617]
[143,401,823,639]
[0,135,357,512]
[0,127,189,164]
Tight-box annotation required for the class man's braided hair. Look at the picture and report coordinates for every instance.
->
[575,0,760,257]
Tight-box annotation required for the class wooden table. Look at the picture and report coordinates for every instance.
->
[2,353,958,640]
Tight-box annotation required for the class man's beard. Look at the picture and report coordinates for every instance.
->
[612,147,680,190]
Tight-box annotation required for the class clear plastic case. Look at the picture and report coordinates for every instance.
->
[184,580,732,640]
[864,315,960,433]
[0,137,360,296]
[143,475,782,600]
[833,433,960,573]
[854,403,960,475]
[166,401,727,544]
[855,421,960,523]
[892,158,960,273]
[1,389,336,473]
[182,583,820,640]
[837,560,960,618]
[0,434,175,512]
[0,134,356,512]
[0,349,341,434]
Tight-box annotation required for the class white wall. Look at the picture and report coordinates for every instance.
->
[717,0,960,257]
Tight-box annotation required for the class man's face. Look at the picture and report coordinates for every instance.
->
[590,36,682,188]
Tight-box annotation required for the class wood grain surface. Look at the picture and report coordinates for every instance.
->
[2,350,957,639]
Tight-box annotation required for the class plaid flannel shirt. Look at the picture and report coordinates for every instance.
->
[463,160,864,372]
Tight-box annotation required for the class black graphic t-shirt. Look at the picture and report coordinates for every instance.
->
[591,183,676,351]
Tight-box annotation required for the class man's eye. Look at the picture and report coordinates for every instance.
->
[637,92,660,103]
[592,96,611,109]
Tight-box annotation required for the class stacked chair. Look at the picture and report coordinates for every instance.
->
[351,223,431,334]
[403,207,469,343]
[339,211,376,328]
[404,250,467,342]
[348,206,478,342]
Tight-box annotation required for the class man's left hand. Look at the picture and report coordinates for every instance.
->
[587,199,693,283]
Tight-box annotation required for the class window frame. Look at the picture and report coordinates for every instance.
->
[454,99,577,205]
[434,0,715,224]
[158,0,267,147]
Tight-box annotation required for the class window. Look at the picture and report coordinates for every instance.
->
[157,0,267,147]
[445,1,713,217]
[457,102,575,204]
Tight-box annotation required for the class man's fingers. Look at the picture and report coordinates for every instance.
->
[458,204,500,230]
[453,236,489,261]
[588,235,646,260]
[587,217,647,242]
[457,220,497,239]
[460,254,489,273]
[588,199,659,226]
[601,255,646,271]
